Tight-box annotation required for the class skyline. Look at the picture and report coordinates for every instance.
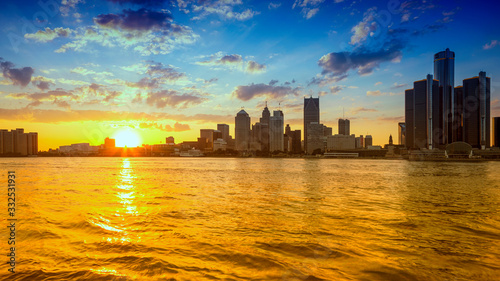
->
[1,0,500,150]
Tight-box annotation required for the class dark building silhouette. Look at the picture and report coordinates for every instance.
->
[304,97,319,153]
[398,122,406,146]
[259,103,271,152]
[235,109,251,151]
[462,71,490,149]
[405,89,414,149]
[338,119,350,135]
[453,86,464,141]
[434,48,455,144]
[493,117,500,148]
[405,75,440,149]
[217,124,230,142]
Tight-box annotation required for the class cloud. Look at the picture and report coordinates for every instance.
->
[268,2,281,9]
[366,90,399,96]
[329,85,343,95]
[246,61,266,73]
[197,52,266,74]
[0,107,233,124]
[391,82,408,89]
[60,0,84,17]
[146,90,206,108]
[292,0,325,19]
[24,27,74,42]
[71,67,114,77]
[107,0,175,6]
[8,89,77,107]
[308,74,348,87]
[0,58,34,87]
[375,82,382,86]
[350,7,378,45]
[232,82,301,101]
[318,39,404,77]
[483,40,499,50]
[190,0,259,21]
[30,9,198,56]
[139,121,190,132]
[94,8,173,31]
[350,107,377,115]
[31,76,56,91]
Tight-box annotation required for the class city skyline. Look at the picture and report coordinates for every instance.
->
[1,1,500,150]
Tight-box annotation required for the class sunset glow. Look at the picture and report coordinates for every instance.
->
[113,129,141,148]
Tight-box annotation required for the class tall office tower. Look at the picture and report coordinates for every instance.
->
[434,48,455,144]
[453,86,464,141]
[493,117,500,148]
[304,96,320,153]
[27,132,38,155]
[235,109,251,151]
[200,129,214,149]
[405,89,414,149]
[463,71,491,149]
[259,103,271,152]
[338,119,350,135]
[291,130,302,154]
[285,124,291,136]
[217,124,230,141]
[306,122,325,154]
[398,122,406,146]
[406,75,440,149]
[269,110,284,152]
[323,126,332,136]
[251,122,263,151]
[365,135,373,147]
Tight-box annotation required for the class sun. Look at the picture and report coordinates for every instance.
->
[113,129,142,148]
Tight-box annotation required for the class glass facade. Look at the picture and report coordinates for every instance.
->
[303,97,319,153]
[434,48,455,145]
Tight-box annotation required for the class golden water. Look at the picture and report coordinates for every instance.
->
[1,158,500,280]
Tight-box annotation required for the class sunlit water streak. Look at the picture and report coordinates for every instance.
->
[1,158,500,280]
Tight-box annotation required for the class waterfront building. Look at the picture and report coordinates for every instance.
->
[166,136,175,145]
[304,97,320,153]
[493,117,500,148]
[269,110,284,152]
[104,137,115,149]
[259,103,271,152]
[327,134,355,150]
[398,122,406,146]
[200,129,214,149]
[217,124,230,142]
[323,126,333,136]
[365,135,373,147]
[235,109,251,151]
[306,122,326,154]
[454,86,464,142]
[338,119,350,135]
[0,128,38,156]
[462,71,491,149]
[434,48,455,144]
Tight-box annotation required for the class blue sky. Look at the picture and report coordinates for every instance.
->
[1,0,499,149]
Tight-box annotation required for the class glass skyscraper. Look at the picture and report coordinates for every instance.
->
[303,97,319,153]
[434,48,455,145]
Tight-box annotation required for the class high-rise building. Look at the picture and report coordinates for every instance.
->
[104,137,115,149]
[269,110,284,152]
[306,122,325,154]
[338,119,350,135]
[434,48,455,144]
[259,103,271,152]
[0,129,38,156]
[166,136,175,145]
[405,75,440,149]
[405,89,414,149]
[398,122,406,146]
[365,135,373,147]
[462,71,490,149]
[200,129,214,149]
[493,117,500,148]
[235,109,251,151]
[304,97,320,153]
[453,86,464,142]
[217,124,230,142]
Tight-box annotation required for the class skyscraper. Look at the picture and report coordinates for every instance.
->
[398,122,406,146]
[454,86,464,142]
[405,75,439,149]
[405,89,414,149]
[304,97,319,153]
[217,124,230,142]
[462,71,490,149]
[365,135,373,147]
[493,117,500,148]
[338,119,350,135]
[434,48,455,144]
[235,109,251,151]
[269,110,284,152]
[259,103,271,152]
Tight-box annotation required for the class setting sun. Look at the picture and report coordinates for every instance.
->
[113,129,141,148]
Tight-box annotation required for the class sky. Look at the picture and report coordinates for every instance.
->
[1,0,499,150]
